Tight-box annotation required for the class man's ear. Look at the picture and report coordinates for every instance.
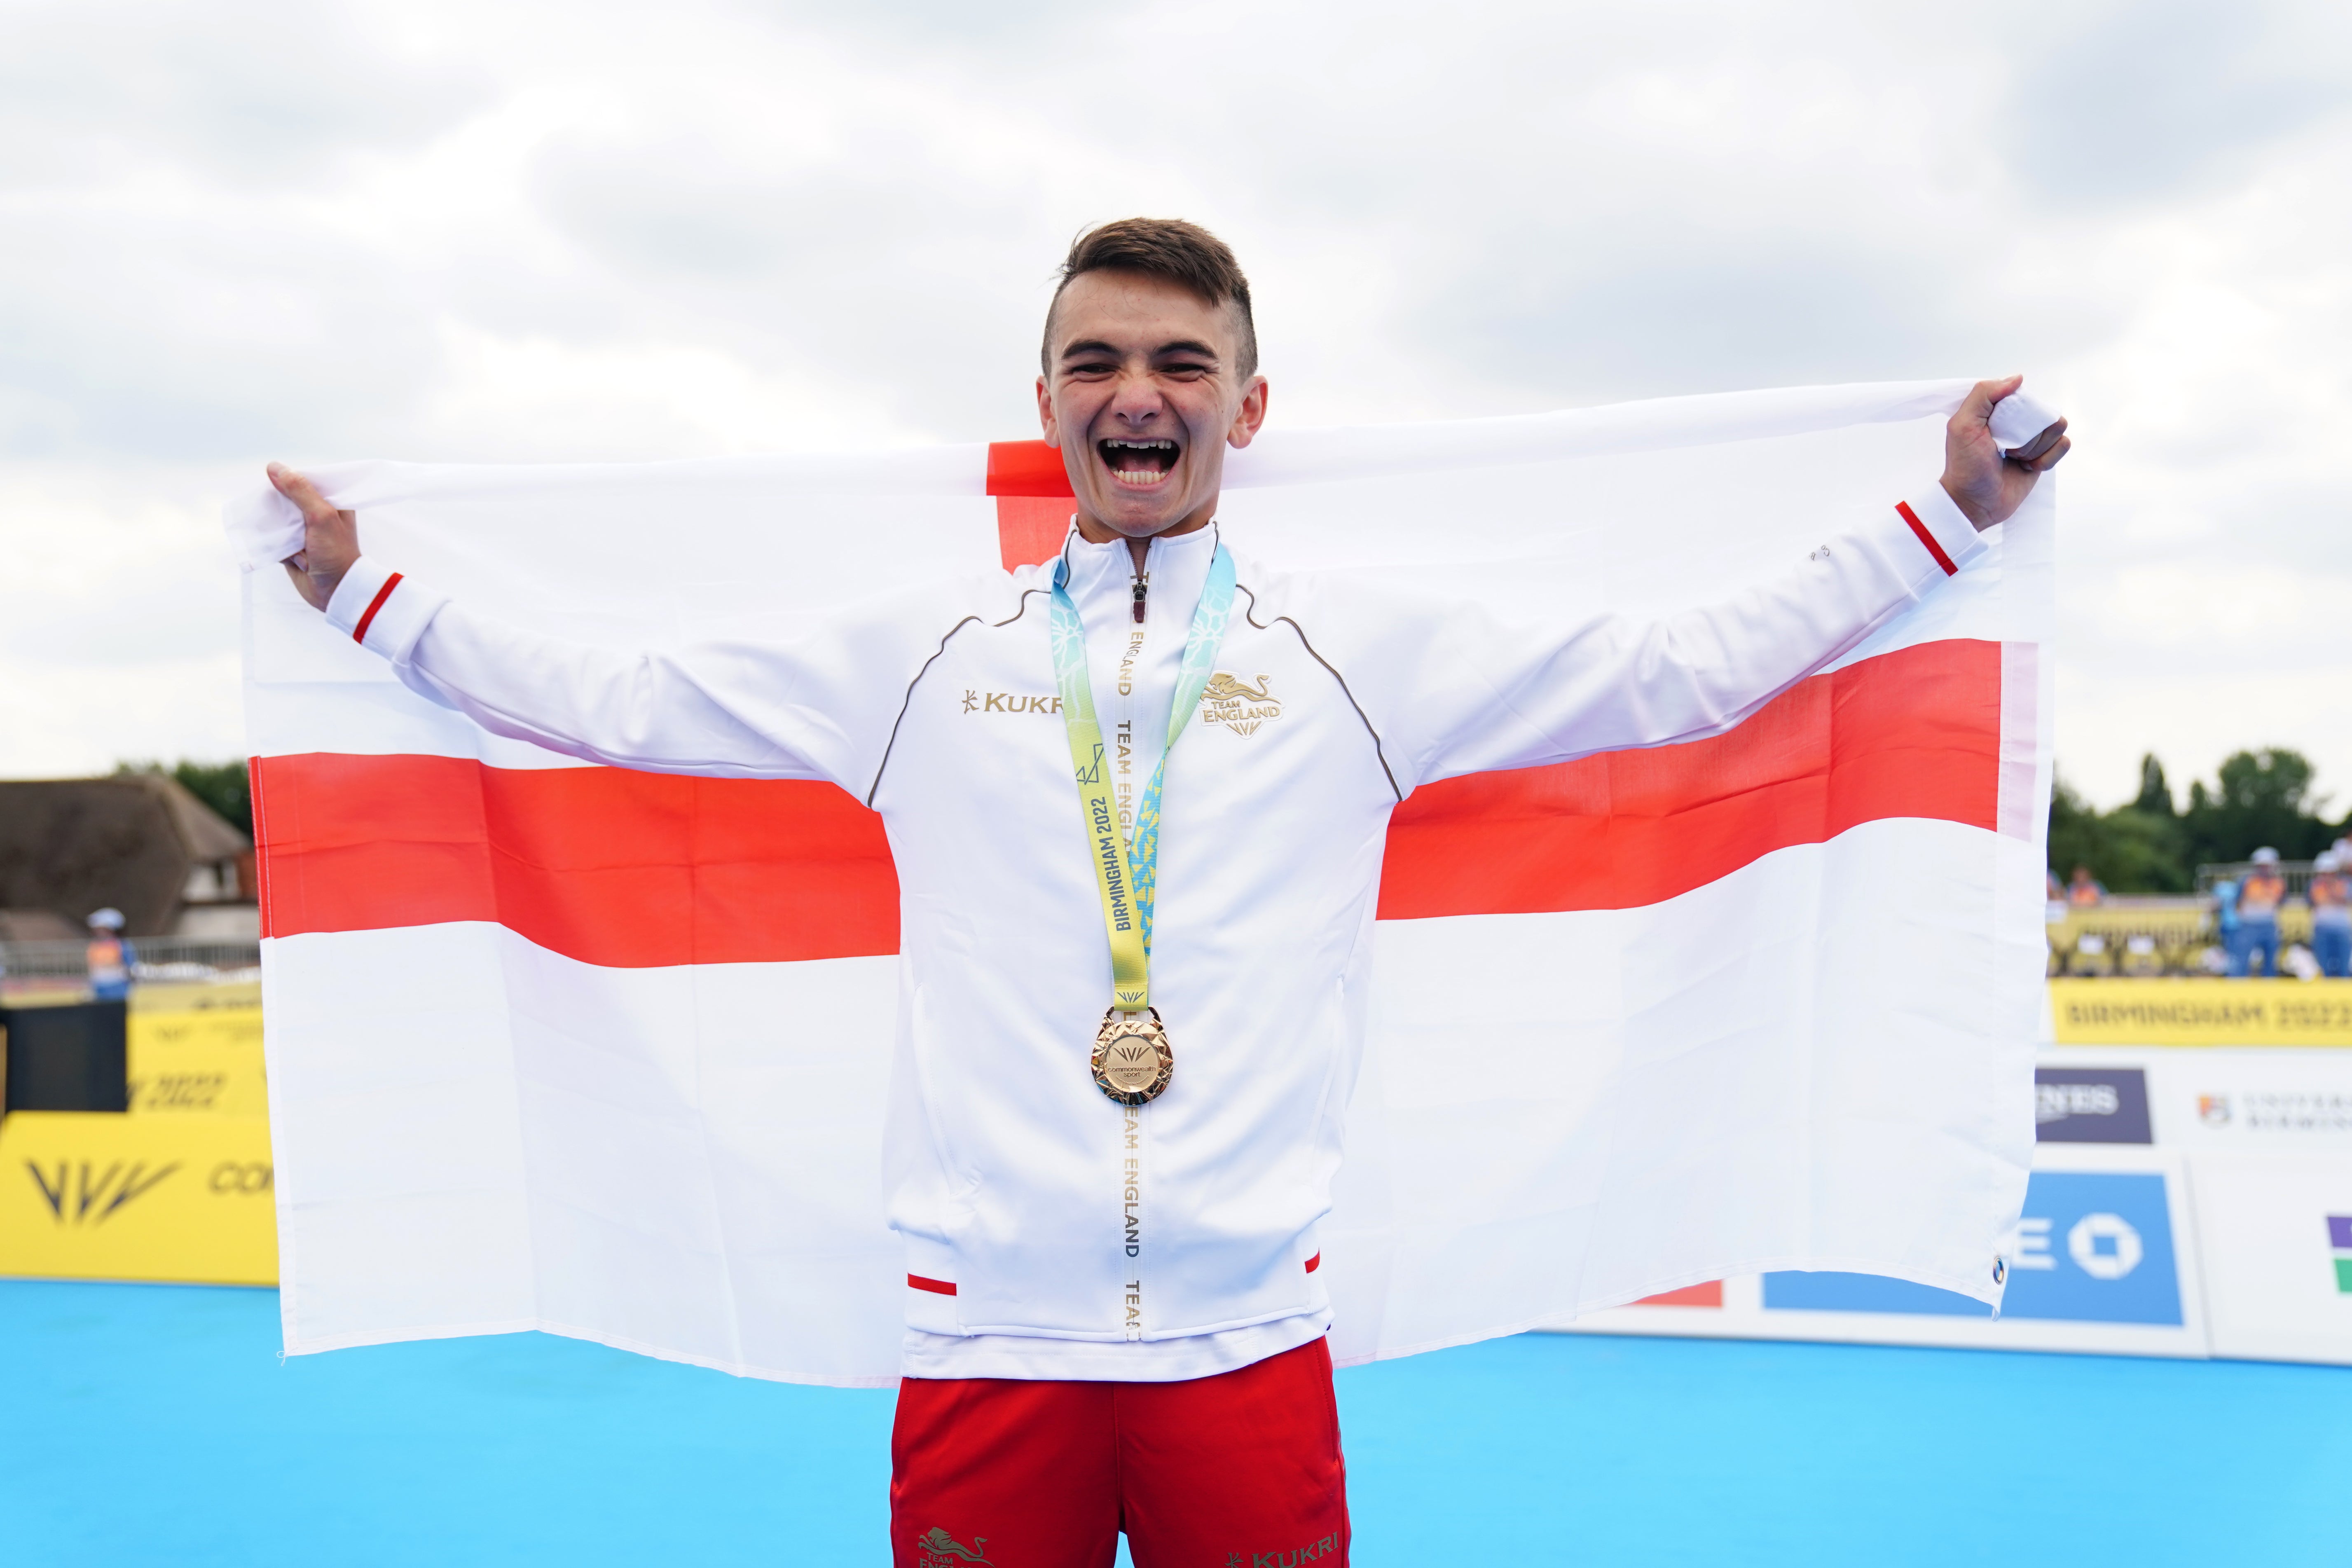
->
[1227,375,1269,449]
[1036,376,1060,448]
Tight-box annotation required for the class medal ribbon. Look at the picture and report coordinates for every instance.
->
[1048,539,1236,1013]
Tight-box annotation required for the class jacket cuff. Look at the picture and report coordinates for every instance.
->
[1894,485,1987,579]
[322,556,446,663]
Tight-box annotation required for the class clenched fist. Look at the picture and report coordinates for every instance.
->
[269,463,360,611]
[1940,376,2070,532]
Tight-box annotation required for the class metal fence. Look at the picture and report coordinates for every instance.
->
[2195,859,2319,897]
[2047,897,2220,977]
[0,936,262,986]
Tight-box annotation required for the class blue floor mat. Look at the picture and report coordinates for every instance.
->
[1,1279,2342,1566]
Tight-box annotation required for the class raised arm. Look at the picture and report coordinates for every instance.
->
[1371,378,2068,787]
[270,465,903,786]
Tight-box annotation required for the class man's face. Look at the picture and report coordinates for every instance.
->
[1037,270,1268,543]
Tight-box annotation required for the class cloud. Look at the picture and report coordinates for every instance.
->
[0,0,491,190]
[2003,0,2352,208]
[0,0,2348,809]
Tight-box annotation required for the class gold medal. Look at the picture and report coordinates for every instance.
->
[1091,1008,1174,1105]
[1049,544,1233,1108]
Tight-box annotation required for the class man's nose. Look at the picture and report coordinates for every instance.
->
[1108,372,1163,424]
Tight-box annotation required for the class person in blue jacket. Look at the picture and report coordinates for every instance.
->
[2212,877,2242,975]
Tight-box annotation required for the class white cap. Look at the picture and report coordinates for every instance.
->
[2251,847,2281,866]
[2319,852,2341,873]
[87,907,126,930]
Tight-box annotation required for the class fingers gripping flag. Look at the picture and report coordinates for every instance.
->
[229,381,2054,1385]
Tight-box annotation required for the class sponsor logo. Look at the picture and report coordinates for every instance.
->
[209,1161,274,1194]
[960,690,1062,716]
[131,1072,231,1112]
[1762,1172,2183,1325]
[915,1527,992,1566]
[2034,1068,2152,1144]
[2036,1082,2116,1121]
[2330,1215,2352,1295]
[1229,1533,1342,1568]
[25,1159,179,1226]
[2189,1090,2352,1135]
[1199,672,1283,736]
[2063,1212,2143,1280]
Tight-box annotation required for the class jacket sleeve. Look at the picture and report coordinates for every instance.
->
[321,555,946,791]
[1357,487,1988,791]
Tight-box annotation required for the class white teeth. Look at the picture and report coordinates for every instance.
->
[1102,438,1175,485]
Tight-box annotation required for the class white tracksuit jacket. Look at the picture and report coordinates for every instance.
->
[325,483,1985,1381]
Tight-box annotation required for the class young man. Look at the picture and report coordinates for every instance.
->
[269,218,2067,1567]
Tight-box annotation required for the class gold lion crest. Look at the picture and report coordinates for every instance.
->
[1202,672,1274,702]
[1199,672,1282,735]
[917,1527,992,1564]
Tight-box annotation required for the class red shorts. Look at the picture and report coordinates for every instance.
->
[891,1336,1349,1568]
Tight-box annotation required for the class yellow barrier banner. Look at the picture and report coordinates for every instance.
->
[127,1004,267,1116]
[131,980,262,1014]
[0,1112,277,1285]
[2048,978,2352,1046]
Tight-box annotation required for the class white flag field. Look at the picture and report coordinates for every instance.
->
[227,379,2055,1387]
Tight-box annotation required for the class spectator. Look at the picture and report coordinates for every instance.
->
[2066,865,2106,906]
[2209,876,2241,973]
[85,908,134,1002]
[2234,848,2286,978]
[2310,852,2352,979]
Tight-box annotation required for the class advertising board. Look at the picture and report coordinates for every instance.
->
[2034,1064,2152,1144]
[126,1003,269,1116]
[1556,1145,2209,1359]
[0,1110,277,1285]
[2140,1048,2352,1151]
[2046,979,2352,1046]
[2184,1154,2352,1366]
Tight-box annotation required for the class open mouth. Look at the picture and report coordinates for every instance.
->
[1098,438,1179,487]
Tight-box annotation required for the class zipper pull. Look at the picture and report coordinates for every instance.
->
[1132,572,1149,624]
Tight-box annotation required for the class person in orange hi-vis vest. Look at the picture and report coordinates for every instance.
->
[2234,848,2287,978]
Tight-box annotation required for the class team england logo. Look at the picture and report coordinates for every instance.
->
[916,1527,992,1565]
[1199,672,1283,736]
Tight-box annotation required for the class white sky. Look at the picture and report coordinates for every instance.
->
[3,0,2349,810]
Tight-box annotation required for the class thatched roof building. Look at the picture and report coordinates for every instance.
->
[0,774,253,938]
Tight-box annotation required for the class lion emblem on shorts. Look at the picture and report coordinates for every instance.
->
[917,1527,993,1565]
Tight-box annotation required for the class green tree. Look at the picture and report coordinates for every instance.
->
[2093,807,2192,893]
[2131,753,2174,817]
[2181,747,2333,867]
[2048,774,2190,894]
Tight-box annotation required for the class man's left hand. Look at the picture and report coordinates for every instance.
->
[1941,375,2070,532]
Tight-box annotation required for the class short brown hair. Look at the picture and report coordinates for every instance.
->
[1042,218,1258,378]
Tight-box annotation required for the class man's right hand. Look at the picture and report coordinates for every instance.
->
[269,463,360,611]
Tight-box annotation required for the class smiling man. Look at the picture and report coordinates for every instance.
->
[270,218,2066,1568]
[1040,227,1269,579]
